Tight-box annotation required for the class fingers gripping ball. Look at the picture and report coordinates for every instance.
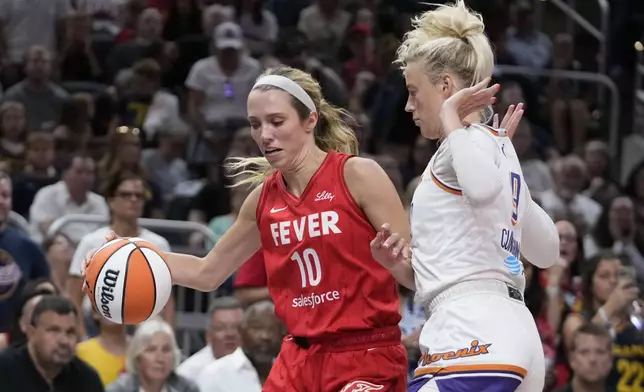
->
[85,238,172,325]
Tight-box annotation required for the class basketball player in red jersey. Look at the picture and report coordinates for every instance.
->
[85,65,524,390]
[86,66,415,391]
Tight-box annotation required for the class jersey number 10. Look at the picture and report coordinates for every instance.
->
[511,172,521,226]
[291,248,323,288]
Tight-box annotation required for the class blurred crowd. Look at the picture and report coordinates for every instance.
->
[0,0,643,391]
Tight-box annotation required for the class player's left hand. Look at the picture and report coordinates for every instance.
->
[492,102,524,139]
[370,223,410,269]
[440,77,500,137]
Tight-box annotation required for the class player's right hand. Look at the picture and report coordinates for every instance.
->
[81,231,120,294]
[370,223,410,269]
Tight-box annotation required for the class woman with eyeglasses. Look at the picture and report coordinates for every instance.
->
[66,172,174,339]
[98,126,164,219]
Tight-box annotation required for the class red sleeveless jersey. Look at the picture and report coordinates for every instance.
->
[256,151,401,337]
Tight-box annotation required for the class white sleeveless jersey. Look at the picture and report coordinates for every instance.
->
[410,124,529,304]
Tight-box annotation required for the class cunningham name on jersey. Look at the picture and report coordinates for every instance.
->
[410,124,528,303]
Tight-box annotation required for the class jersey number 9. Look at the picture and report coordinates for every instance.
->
[511,172,521,226]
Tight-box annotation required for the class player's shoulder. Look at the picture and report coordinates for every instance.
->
[343,155,387,183]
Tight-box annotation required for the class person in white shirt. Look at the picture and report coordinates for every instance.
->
[29,153,109,244]
[185,21,262,165]
[176,296,243,380]
[65,172,173,339]
[196,300,283,392]
[370,2,559,391]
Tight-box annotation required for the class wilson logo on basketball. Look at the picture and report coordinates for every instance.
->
[99,269,120,319]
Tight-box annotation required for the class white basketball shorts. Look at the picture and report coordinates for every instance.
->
[408,280,544,392]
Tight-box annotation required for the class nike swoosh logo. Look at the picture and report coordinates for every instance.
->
[270,206,287,213]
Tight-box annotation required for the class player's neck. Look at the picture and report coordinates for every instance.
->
[571,376,606,392]
[281,147,327,198]
[110,220,140,238]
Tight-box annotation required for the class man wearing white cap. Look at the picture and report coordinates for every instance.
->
[185,21,262,165]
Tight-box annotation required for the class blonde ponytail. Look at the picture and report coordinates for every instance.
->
[226,66,359,188]
[396,0,494,88]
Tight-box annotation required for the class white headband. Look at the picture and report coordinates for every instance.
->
[252,75,317,113]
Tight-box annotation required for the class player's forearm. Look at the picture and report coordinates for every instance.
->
[164,252,212,291]
[447,129,503,206]
[520,200,559,268]
[389,260,415,291]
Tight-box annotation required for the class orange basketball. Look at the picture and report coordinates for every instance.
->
[85,237,173,325]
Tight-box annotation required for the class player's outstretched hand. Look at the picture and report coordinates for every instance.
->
[81,231,120,294]
[370,223,410,270]
[440,77,500,137]
[492,103,524,139]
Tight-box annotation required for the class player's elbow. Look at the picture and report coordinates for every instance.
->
[524,222,560,269]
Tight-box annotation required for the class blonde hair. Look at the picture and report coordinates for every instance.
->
[396,0,494,88]
[226,66,359,187]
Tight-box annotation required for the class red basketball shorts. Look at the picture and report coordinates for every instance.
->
[263,326,408,392]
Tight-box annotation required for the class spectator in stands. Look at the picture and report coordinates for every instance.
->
[555,324,613,392]
[6,278,58,348]
[3,46,69,132]
[162,0,204,41]
[107,319,198,392]
[177,296,244,379]
[77,309,128,387]
[589,198,644,282]
[0,295,104,392]
[624,161,644,256]
[0,171,50,333]
[66,172,172,338]
[11,132,58,218]
[548,33,591,155]
[341,24,379,90]
[53,93,95,160]
[29,152,109,244]
[562,251,644,391]
[582,141,621,207]
[0,0,71,87]
[108,7,165,80]
[43,232,74,291]
[227,126,258,157]
[297,0,351,61]
[233,0,279,57]
[512,121,555,194]
[209,178,253,243]
[504,1,552,69]
[59,12,103,82]
[187,163,231,229]
[97,126,164,218]
[271,29,348,108]
[116,59,182,146]
[0,101,27,171]
[196,300,283,391]
[540,155,603,236]
[185,21,262,165]
[142,120,189,206]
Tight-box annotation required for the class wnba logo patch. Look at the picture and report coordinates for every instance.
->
[340,380,384,391]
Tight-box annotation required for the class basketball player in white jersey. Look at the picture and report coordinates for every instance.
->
[370,1,560,391]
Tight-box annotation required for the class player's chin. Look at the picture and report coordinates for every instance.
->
[419,124,440,140]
